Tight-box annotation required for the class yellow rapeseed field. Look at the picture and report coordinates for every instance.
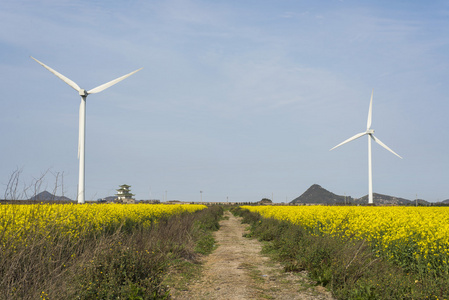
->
[0,203,206,246]
[242,206,449,272]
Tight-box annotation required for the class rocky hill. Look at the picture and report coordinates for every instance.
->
[291,184,353,204]
[353,193,414,205]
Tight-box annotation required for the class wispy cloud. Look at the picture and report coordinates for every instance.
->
[1,0,448,202]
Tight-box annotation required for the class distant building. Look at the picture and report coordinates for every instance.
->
[166,200,182,204]
[139,199,161,204]
[97,196,117,203]
[115,184,135,204]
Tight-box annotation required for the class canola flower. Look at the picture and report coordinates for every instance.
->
[242,206,449,273]
[0,203,206,246]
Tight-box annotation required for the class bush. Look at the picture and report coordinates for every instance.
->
[74,234,170,299]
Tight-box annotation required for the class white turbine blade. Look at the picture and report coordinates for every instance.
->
[31,56,81,92]
[367,89,373,129]
[330,132,366,151]
[371,135,402,159]
[87,68,143,94]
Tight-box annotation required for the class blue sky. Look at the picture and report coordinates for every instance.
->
[1,0,448,202]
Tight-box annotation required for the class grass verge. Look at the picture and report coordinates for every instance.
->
[162,205,223,297]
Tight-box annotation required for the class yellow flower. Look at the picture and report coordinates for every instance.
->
[242,205,449,273]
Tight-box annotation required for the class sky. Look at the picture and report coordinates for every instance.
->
[1,0,448,203]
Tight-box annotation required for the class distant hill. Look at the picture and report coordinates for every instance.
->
[289,184,436,205]
[291,184,353,204]
[29,191,72,201]
[258,198,273,205]
[442,199,449,204]
[353,193,413,205]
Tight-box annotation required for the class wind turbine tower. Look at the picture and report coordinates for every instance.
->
[330,90,402,204]
[31,57,142,203]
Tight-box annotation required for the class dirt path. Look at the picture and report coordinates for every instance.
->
[173,211,334,300]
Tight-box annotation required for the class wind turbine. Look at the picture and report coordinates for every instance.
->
[330,90,402,204]
[31,57,142,204]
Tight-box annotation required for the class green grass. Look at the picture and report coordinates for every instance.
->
[162,258,203,295]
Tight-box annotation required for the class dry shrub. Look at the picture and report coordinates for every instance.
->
[0,205,223,300]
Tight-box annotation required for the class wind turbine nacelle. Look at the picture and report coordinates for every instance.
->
[79,89,88,96]
[366,129,375,134]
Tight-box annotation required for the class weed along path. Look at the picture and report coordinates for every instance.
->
[172,211,334,300]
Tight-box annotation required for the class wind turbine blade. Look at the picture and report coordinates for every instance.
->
[31,56,81,92]
[367,89,373,129]
[87,68,143,94]
[330,132,367,151]
[371,135,402,159]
